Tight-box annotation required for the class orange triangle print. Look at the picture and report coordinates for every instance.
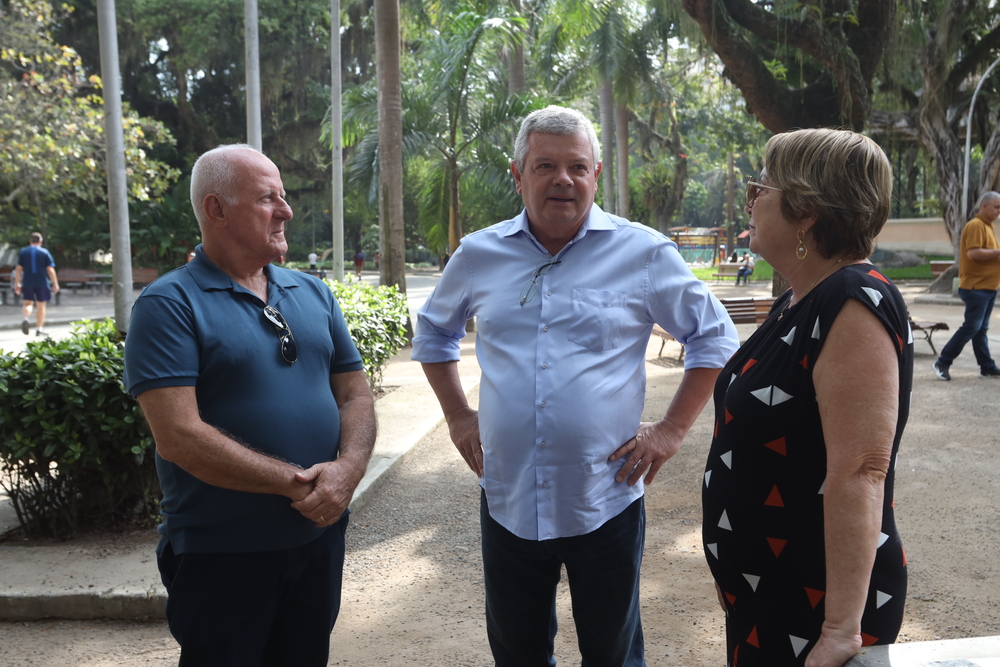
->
[896,333,904,351]
[726,592,737,606]
[733,644,739,666]
[861,633,879,647]
[764,438,787,455]
[805,587,825,609]
[798,355,809,369]
[714,419,719,438]
[764,485,784,507]
[742,359,758,374]
[868,269,890,284]
[725,408,734,424]
[902,545,907,567]
[747,627,760,648]
[767,537,787,557]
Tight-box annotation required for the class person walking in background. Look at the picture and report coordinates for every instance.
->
[13,232,60,337]
[413,105,739,666]
[308,250,319,269]
[124,144,376,666]
[735,251,755,285]
[704,129,912,666]
[353,250,365,279]
[933,191,1000,380]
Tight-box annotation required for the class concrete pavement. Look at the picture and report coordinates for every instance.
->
[0,275,979,622]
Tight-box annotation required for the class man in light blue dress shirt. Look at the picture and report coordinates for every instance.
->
[412,106,739,666]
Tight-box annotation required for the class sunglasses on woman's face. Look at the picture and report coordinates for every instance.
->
[745,178,782,208]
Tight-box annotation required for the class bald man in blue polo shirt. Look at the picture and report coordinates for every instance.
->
[124,144,376,666]
[414,106,739,666]
[13,232,60,336]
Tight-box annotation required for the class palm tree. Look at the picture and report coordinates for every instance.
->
[374,0,405,290]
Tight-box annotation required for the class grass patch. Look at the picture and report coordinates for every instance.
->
[690,261,774,283]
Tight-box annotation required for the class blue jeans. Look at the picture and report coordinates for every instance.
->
[480,490,646,667]
[736,267,753,284]
[938,288,998,370]
[157,516,348,667]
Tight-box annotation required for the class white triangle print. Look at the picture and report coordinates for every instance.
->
[720,451,733,469]
[729,372,737,386]
[818,479,826,495]
[781,326,797,345]
[771,386,793,405]
[705,470,712,487]
[811,317,821,339]
[876,591,892,608]
[863,286,883,307]
[878,532,889,548]
[707,543,718,559]
[907,321,914,344]
[750,386,772,405]
[742,573,760,591]
[719,510,732,531]
[789,635,810,658]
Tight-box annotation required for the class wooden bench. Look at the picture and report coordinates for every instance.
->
[930,260,954,276]
[910,318,949,355]
[711,262,741,282]
[651,297,777,360]
[59,269,110,296]
[132,267,159,286]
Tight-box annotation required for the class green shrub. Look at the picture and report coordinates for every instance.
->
[329,280,410,390]
[0,320,158,538]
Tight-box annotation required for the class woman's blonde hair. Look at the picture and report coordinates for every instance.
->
[764,128,892,260]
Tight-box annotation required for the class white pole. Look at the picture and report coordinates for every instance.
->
[962,55,1000,220]
[96,0,133,333]
[330,0,345,281]
[244,0,262,149]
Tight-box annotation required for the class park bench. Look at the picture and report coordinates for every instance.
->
[910,317,949,355]
[651,296,777,361]
[0,268,63,306]
[132,267,159,286]
[59,269,110,296]
[930,260,954,276]
[711,262,741,282]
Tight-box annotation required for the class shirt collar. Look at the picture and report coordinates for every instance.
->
[186,245,299,294]
[502,203,618,241]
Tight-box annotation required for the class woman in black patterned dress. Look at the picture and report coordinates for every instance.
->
[702,129,912,667]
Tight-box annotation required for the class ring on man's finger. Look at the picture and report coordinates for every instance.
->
[319,515,325,522]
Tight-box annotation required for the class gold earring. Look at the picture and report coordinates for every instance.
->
[796,229,808,260]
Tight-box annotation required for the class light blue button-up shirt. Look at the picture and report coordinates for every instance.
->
[412,205,739,540]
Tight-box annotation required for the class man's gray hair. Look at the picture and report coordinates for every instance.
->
[513,106,600,173]
[977,191,1000,210]
[190,144,263,228]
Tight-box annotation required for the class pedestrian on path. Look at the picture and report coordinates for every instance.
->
[124,144,376,666]
[413,105,739,666]
[933,191,1000,381]
[13,232,59,337]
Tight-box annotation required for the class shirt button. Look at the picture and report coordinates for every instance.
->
[543,326,549,332]
[540,441,547,448]
[541,482,548,488]
[546,290,552,296]
[541,363,547,369]
[540,401,546,407]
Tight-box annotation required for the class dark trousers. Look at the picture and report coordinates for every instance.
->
[480,490,646,667]
[157,516,348,667]
[938,288,998,370]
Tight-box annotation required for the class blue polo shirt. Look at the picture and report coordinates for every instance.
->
[124,246,364,554]
[17,245,55,289]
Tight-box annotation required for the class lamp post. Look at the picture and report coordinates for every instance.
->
[962,55,1000,220]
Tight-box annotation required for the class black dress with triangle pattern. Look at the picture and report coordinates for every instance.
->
[702,264,913,666]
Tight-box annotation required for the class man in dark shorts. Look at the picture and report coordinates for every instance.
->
[13,232,60,336]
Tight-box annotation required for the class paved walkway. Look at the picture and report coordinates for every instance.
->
[0,276,984,621]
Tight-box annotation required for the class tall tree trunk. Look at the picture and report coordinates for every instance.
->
[508,0,526,95]
[374,0,407,300]
[599,81,615,213]
[615,102,629,218]
[448,163,462,252]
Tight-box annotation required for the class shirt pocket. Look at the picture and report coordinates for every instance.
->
[567,288,627,352]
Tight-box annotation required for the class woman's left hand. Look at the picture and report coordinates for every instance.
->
[804,627,862,667]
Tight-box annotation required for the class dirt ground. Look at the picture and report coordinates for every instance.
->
[0,283,998,666]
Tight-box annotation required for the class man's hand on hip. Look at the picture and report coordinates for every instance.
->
[448,406,484,477]
[609,419,685,486]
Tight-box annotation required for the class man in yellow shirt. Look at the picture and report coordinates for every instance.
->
[933,191,1000,380]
